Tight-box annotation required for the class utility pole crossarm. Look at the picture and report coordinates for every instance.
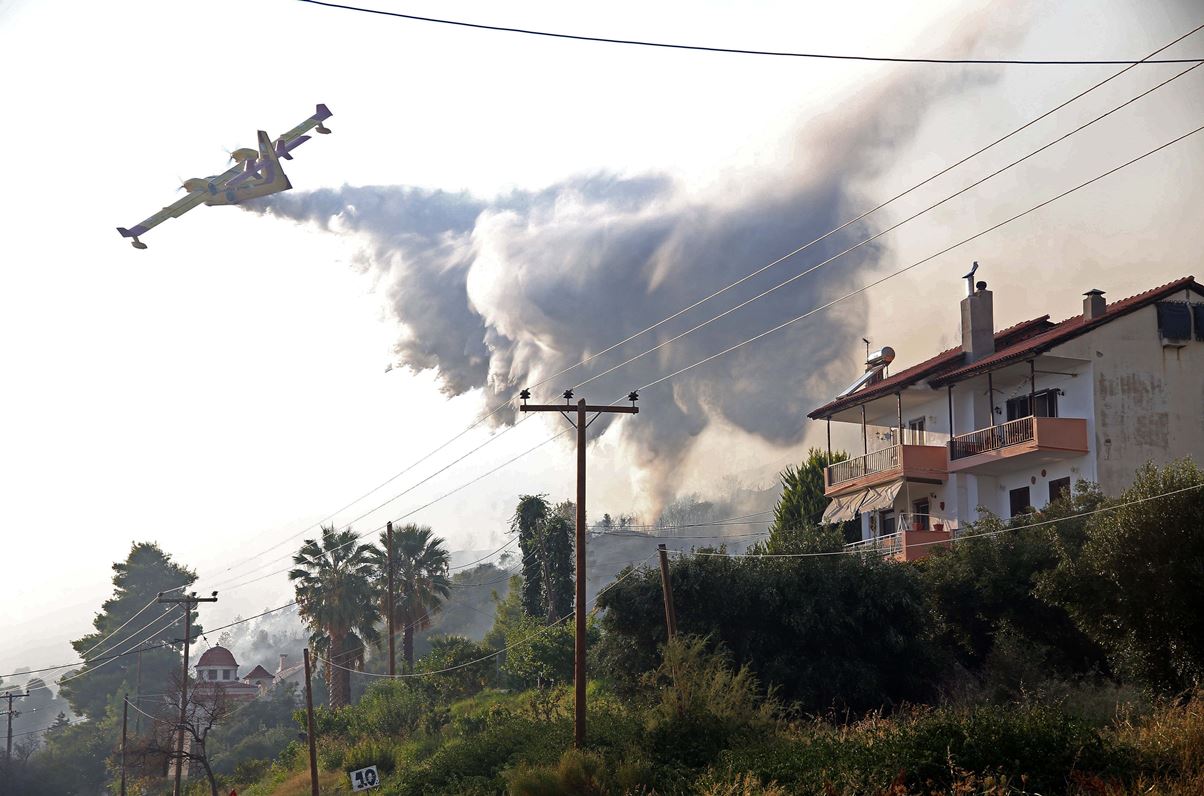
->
[520,404,638,414]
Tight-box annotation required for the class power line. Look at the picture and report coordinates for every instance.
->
[216,402,514,582]
[205,416,542,592]
[636,120,1204,393]
[9,67,1201,686]
[179,21,1204,593]
[216,426,573,593]
[295,1,1204,66]
[73,590,184,661]
[318,550,657,679]
[674,483,1204,559]
[569,59,1204,396]
[14,116,1197,686]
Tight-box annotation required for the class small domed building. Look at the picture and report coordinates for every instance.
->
[192,646,265,703]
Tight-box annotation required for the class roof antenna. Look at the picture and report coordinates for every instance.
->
[962,261,979,296]
[862,338,871,360]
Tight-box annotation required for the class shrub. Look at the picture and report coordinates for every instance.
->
[642,636,776,767]
[344,739,400,776]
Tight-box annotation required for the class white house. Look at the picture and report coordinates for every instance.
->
[808,273,1204,560]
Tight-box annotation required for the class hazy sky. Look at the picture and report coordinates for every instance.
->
[1,0,1201,678]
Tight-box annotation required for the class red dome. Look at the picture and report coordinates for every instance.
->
[196,646,237,668]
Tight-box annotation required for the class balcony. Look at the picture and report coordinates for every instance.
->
[844,513,953,562]
[824,444,948,497]
[947,415,1089,475]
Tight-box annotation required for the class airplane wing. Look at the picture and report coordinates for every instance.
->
[116,161,246,248]
[274,103,332,159]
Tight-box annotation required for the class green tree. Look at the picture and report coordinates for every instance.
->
[62,542,198,720]
[289,525,380,708]
[502,611,596,688]
[765,449,857,550]
[541,510,575,622]
[1039,460,1204,693]
[510,495,575,622]
[917,488,1109,690]
[512,495,551,618]
[375,524,452,673]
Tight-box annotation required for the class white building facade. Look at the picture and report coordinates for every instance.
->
[808,275,1204,559]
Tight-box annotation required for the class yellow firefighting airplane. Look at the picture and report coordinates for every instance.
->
[117,104,332,249]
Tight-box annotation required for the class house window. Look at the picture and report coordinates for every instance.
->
[907,417,926,445]
[207,670,216,681]
[222,669,231,681]
[1049,477,1071,503]
[1006,389,1058,421]
[1009,487,1031,518]
[912,499,930,530]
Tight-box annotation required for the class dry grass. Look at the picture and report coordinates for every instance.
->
[252,770,346,795]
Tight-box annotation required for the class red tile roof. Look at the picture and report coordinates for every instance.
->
[930,276,1199,385]
[244,665,274,682]
[808,276,1198,418]
[808,315,1052,418]
[196,646,237,668]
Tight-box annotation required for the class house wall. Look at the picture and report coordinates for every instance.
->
[1050,302,1204,494]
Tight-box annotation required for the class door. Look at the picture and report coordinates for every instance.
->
[907,417,926,445]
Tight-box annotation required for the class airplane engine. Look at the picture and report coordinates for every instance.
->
[229,147,258,163]
[182,178,210,192]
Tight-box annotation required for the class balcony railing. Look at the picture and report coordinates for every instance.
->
[844,514,954,562]
[846,531,903,558]
[948,416,1034,460]
[827,445,900,487]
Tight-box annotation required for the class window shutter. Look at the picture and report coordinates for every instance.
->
[1156,301,1191,344]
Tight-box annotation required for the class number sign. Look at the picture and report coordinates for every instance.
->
[349,764,380,791]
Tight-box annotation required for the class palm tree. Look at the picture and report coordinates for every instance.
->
[288,525,380,708]
[375,524,451,673]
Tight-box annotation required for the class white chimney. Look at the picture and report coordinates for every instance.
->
[960,280,995,362]
[1083,289,1106,320]
[278,653,288,674]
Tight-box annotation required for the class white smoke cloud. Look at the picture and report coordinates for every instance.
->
[246,47,1013,510]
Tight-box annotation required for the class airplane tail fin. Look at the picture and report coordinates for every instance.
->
[256,130,290,189]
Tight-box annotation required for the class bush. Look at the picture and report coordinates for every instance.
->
[597,552,939,713]
[642,636,776,767]
[343,738,400,775]
[1040,460,1204,694]
[719,702,1119,794]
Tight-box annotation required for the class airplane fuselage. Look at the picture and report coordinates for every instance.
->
[200,175,292,206]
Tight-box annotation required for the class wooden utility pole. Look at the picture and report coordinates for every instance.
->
[656,544,678,640]
[134,648,143,736]
[520,390,639,747]
[387,520,396,677]
[302,648,320,796]
[158,590,217,796]
[2,690,30,761]
[120,694,129,796]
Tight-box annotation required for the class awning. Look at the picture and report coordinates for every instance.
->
[821,480,903,523]
[859,480,904,513]
[821,491,864,523]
